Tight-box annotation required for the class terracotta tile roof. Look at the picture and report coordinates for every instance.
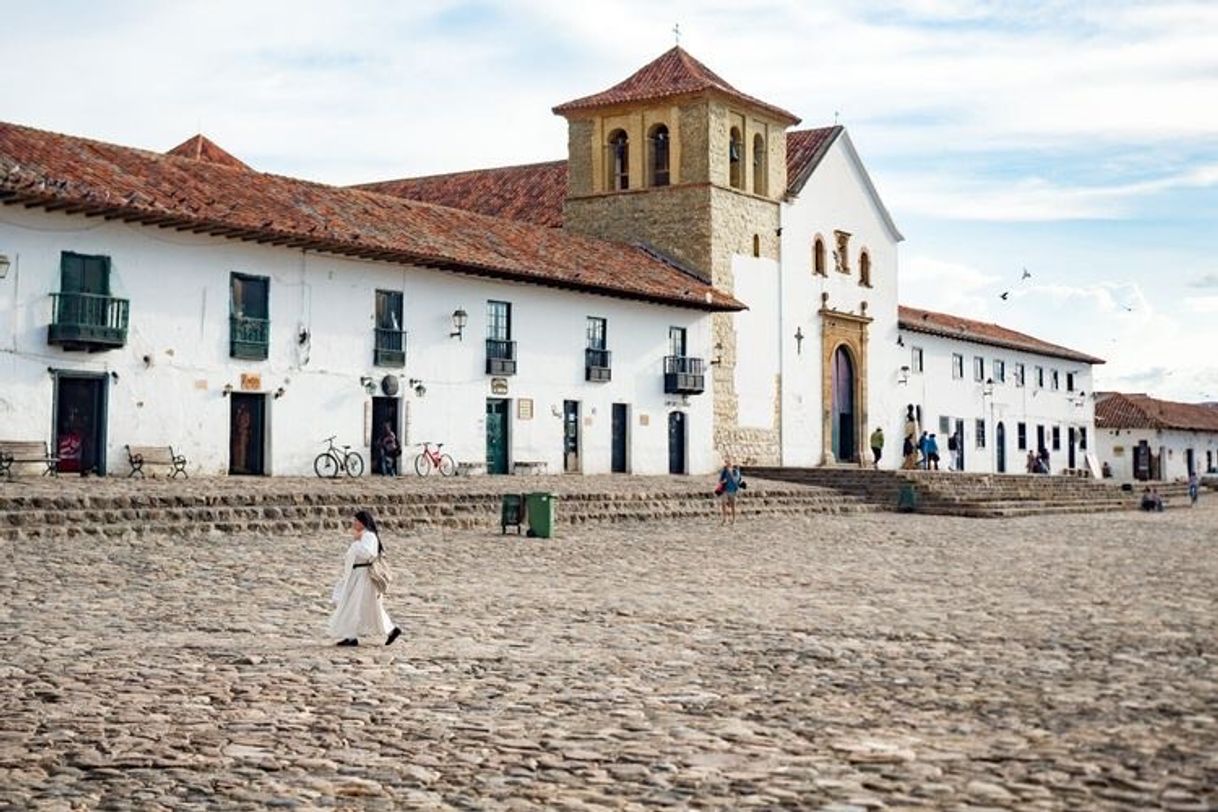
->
[785,126,843,196]
[553,47,800,125]
[1095,392,1218,432]
[165,134,250,170]
[360,128,838,224]
[898,306,1105,365]
[0,121,742,312]
[353,161,567,228]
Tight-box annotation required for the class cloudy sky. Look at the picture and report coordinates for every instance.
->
[3,1,1216,400]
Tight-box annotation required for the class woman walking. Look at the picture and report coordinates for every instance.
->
[330,509,401,647]
[717,457,743,525]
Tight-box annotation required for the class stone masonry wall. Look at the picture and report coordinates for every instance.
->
[567,119,595,197]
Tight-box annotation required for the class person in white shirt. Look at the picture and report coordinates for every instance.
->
[330,509,401,647]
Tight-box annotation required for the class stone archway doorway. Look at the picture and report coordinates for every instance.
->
[831,345,856,463]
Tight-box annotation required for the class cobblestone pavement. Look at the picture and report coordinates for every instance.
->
[2,504,1216,810]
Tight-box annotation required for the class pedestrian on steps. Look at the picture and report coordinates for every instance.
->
[330,509,402,647]
[717,457,743,525]
[870,427,884,469]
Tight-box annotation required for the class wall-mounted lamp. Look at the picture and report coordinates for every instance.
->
[142,354,152,368]
[298,327,310,346]
[899,365,910,385]
[408,378,427,397]
[982,377,995,397]
[709,341,724,366]
[109,370,119,383]
[794,326,805,355]
[897,335,905,347]
[273,387,286,399]
[359,376,376,395]
[450,308,468,340]
[222,384,233,397]
[0,254,11,279]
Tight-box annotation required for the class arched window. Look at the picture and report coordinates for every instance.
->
[729,127,743,189]
[648,124,670,187]
[752,133,767,195]
[859,250,872,287]
[607,129,629,191]
[752,234,761,257]
[813,237,826,276]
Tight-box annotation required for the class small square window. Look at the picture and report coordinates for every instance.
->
[938,416,950,434]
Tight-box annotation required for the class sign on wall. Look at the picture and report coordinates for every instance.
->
[240,373,262,391]
[491,378,509,395]
[518,399,534,420]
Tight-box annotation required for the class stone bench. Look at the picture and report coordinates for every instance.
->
[457,461,487,477]
[126,445,189,479]
[0,440,58,479]
[513,461,548,476]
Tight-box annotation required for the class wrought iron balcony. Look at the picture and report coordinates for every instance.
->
[47,292,129,351]
[486,338,517,376]
[585,348,612,382]
[230,315,270,360]
[663,355,705,395]
[373,328,407,368]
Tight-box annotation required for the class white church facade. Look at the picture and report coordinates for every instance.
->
[0,47,1104,478]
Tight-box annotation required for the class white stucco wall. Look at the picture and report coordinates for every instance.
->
[0,206,717,477]
[1097,427,1218,482]
[778,135,904,467]
[897,331,1097,473]
[731,254,781,429]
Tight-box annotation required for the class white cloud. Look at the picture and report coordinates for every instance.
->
[1185,296,1218,314]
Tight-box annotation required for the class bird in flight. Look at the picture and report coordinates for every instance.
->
[1021,267,1032,280]
[1000,291,1010,300]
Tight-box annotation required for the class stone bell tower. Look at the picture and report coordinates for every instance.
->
[553,46,800,462]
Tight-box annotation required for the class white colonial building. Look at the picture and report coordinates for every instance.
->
[896,307,1102,474]
[0,46,1106,479]
[1095,392,1218,482]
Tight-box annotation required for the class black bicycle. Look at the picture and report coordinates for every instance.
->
[314,436,364,478]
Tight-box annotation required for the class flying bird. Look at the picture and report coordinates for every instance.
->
[1000,291,1010,301]
[1021,267,1032,280]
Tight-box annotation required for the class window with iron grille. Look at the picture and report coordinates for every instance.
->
[1017,422,1027,450]
[952,354,964,379]
[1052,426,1061,450]
[487,300,511,341]
[973,356,985,382]
[668,326,687,357]
[586,316,607,350]
[993,359,1005,383]
[1014,363,1025,387]
[939,416,950,434]
[975,418,986,449]
[374,290,405,367]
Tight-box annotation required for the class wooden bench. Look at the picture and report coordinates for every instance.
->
[126,445,189,479]
[513,461,548,476]
[0,441,59,479]
[457,461,487,477]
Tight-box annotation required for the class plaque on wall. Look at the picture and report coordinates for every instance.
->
[240,373,262,391]
[517,399,534,420]
[490,377,509,395]
[638,413,650,427]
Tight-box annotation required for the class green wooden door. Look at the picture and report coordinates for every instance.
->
[486,398,509,475]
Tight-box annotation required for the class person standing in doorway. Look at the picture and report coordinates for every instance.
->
[869,427,884,470]
[330,509,401,647]
[917,431,930,470]
[1026,449,1037,474]
[378,422,400,477]
[902,405,920,470]
[926,433,940,471]
[717,457,742,525]
[948,431,960,471]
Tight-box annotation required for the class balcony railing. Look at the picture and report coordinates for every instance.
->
[230,315,270,360]
[585,347,612,382]
[663,355,705,395]
[374,328,407,368]
[485,338,517,376]
[48,292,129,351]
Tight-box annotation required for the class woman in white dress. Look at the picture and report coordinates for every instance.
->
[330,509,401,647]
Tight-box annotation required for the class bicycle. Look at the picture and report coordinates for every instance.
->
[414,441,456,477]
[314,436,365,478]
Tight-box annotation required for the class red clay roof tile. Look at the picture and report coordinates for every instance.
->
[1095,392,1218,432]
[165,134,250,170]
[898,305,1105,365]
[553,47,800,124]
[0,121,741,312]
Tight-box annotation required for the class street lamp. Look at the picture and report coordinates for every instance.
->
[982,378,995,473]
[450,308,468,340]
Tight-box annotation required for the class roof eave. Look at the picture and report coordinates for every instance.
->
[898,321,1105,365]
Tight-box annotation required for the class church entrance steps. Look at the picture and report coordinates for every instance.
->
[745,467,1193,518]
[0,475,877,541]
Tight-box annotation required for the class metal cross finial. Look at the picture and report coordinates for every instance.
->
[673,23,681,45]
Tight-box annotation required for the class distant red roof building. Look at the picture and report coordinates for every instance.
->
[355,127,841,227]
[0,121,741,312]
[553,46,800,124]
[165,134,251,170]
[898,306,1105,365]
[1095,392,1218,432]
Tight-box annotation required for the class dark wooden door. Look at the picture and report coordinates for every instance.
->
[486,398,509,475]
[372,397,400,475]
[1068,427,1077,469]
[667,411,686,475]
[54,375,107,475]
[611,403,628,473]
[996,422,1006,473]
[955,418,966,470]
[229,393,266,475]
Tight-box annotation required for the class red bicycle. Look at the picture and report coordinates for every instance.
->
[413,441,457,477]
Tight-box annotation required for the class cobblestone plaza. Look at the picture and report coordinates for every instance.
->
[3,503,1216,809]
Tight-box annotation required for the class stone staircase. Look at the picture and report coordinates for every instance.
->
[746,467,1195,518]
[0,475,877,541]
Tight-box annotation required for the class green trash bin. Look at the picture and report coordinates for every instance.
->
[896,483,919,513]
[501,493,525,534]
[525,492,557,538]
